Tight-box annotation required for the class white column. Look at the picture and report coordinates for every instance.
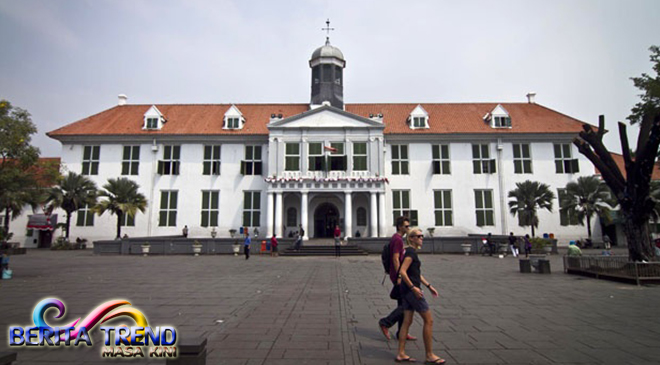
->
[275,192,283,238]
[378,191,386,238]
[370,192,378,237]
[301,192,308,241]
[344,192,352,239]
[266,192,274,238]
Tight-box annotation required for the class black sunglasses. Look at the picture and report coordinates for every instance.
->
[411,234,424,239]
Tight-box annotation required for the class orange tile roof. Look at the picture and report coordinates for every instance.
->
[602,153,660,181]
[47,102,587,138]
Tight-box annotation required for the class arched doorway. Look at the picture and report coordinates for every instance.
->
[314,203,340,238]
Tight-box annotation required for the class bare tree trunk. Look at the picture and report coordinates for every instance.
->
[3,207,10,238]
[622,213,652,261]
[586,214,592,239]
[531,225,535,238]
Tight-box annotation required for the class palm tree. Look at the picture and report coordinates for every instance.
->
[0,186,40,239]
[46,172,98,239]
[508,180,555,237]
[560,176,614,240]
[94,178,147,239]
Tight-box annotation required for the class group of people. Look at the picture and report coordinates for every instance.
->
[483,232,532,258]
[379,216,446,364]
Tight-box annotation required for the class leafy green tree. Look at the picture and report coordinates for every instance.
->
[508,180,555,237]
[47,172,98,239]
[574,46,660,261]
[94,178,147,239]
[560,176,614,240]
[0,100,42,238]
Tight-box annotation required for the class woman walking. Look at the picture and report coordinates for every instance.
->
[396,227,445,364]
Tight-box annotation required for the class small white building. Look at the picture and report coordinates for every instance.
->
[39,40,598,246]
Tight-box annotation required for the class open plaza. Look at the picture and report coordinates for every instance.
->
[1,248,660,364]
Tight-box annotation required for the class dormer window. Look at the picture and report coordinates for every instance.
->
[223,105,244,130]
[146,118,159,129]
[486,104,512,128]
[143,105,165,130]
[226,117,240,129]
[408,105,429,130]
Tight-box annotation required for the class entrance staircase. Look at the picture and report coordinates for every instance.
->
[280,239,369,256]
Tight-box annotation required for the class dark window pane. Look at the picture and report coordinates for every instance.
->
[254,146,262,160]
[442,161,450,174]
[401,162,409,175]
[445,211,453,226]
[392,146,399,159]
[123,146,131,160]
[514,161,522,174]
[204,146,211,160]
[122,162,130,175]
[432,145,439,159]
[201,211,209,227]
[159,212,168,226]
[210,211,218,226]
[245,146,253,160]
[472,144,479,158]
[553,144,561,158]
[168,212,177,227]
[83,146,91,160]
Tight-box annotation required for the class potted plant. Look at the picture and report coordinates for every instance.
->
[141,242,151,256]
[530,237,552,254]
[192,240,203,256]
[232,239,240,256]
[229,229,237,238]
[427,227,435,238]
[460,243,472,256]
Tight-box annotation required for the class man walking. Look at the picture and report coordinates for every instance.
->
[378,216,416,341]
[334,225,341,257]
[244,232,251,260]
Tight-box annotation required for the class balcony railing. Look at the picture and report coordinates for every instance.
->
[563,255,660,285]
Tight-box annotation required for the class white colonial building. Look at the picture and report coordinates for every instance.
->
[39,39,600,246]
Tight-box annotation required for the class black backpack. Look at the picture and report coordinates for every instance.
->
[381,242,391,274]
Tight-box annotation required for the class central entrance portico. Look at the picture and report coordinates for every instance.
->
[314,202,339,238]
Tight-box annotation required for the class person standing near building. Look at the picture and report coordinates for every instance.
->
[270,234,278,257]
[182,225,189,238]
[334,224,341,257]
[523,234,532,257]
[244,232,251,260]
[508,232,519,258]
[395,227,444,364]
[379,217,416,342]
[299,224,305,239]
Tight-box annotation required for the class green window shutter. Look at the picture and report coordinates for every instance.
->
[91,162,99,175]
[204,146,211,160]
[130,162,139,175]
[203,161,211,175]
[170,192,178,209]
[83,146,91,160]
[410,210,418,226]
[133,146,140,159]
[471,144,479,158]
[253,192,261,209]
[243,212,250,227]
[489,159,496,174]
[86,211,94,226]
[210,211,218,227]
[513,144,520,158]
[123,146,131,160]
[392,162,400,175]
[484,191,493,208]
[160,192,168,209]
[486,211,494,226]
[202,192,209,209]
[168,211,177,227]
[473,160,480,174]
[514,161,522,174]
[211,192,219,209]
[443,191,451,208]
[254,161,263,175]
[435,211,443,226]
[441,145,449,159]
[122,162,130,175]
[553,144,561,158]
[476,211,484,227]
[481,144,488,158]
[159,211,167,226]
[157,161,164,175]
[92,146,100,160]
[401,145,408,159]
[392,146,399,159]
[173,146,181,160]
[442,161,450,174]
[571,159,579,173]
[201,211,209,227]
[77,211,85,226]
[432,145,439,160]
[173,161,180,175]
[164,145,171,159]
[254,146,262,160]
[240,161,246,175]
[523,161,531,173]
[445,211,453,226]
[401,161,409,175]
[82,162,90,175]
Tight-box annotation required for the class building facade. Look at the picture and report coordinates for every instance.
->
[42,40,597,245]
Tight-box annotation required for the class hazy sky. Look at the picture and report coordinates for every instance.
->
[1,0,659,157]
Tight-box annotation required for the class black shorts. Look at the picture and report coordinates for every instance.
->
[401,290,429,313]
[272,246,278,252]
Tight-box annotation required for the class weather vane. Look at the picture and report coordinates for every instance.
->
[322,18,334,44]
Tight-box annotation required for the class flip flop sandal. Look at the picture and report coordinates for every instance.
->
[395,357,417,362]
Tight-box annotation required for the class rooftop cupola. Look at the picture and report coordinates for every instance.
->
[309,19,346,109]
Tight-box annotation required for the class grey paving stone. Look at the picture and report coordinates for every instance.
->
[2,249,660,364]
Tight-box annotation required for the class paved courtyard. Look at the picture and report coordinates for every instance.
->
[1,249,660,364]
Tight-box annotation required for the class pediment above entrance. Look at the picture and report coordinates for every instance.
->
[267,105,384,130]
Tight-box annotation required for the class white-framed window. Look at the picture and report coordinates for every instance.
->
[201,190,219,227]
[157,145,180,175]
[554,143,579,173]
[76,204,94,227]
[159,191,178,227]
[393,190,418,226]
[433,190,453,226]
[243,191,261,227]
[493,116,511,127]
[226,117,240,129]
[286,207,297,227]
[308,143,325,171]
[557,189,579,226]
[122,146,140,175]
[432,144,450,175]
[146,118,159,129]
[353,142,368,171]
[82,146,100,175]
[475,189,494,227]
[513,144,532,174]
[391,145,409,175]
[241,146,263,175]
[472,144,495,174]
[413,117,426,128]
[120,213,135,227]
[285,143,300,171]
[203,145,221,175]
[329,142,346,171]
